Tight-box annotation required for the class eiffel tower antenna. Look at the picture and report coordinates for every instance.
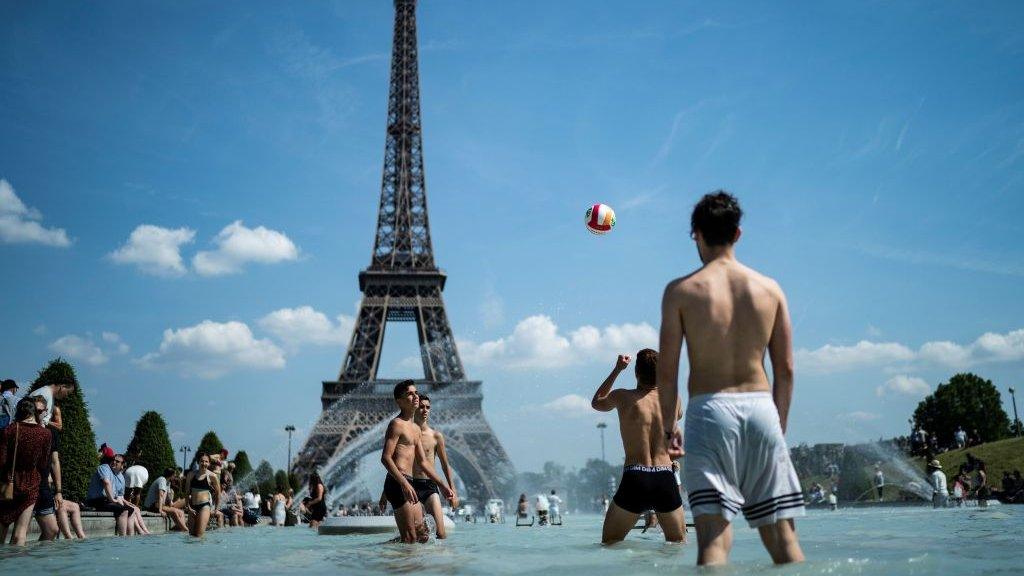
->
[293,0,515,504]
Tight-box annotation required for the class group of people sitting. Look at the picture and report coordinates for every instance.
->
[86,446,305,537]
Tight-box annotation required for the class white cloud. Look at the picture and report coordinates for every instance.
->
[0,179,72,247]
[844,411,882,421]
[458,315,657,370]
[258,306,354,348]
[193,220,299,276]
[876,375,930,397]
[109,224,195,276]
[915,330,1024,368]
[102,332,131,354]
[137,320,286,379]
[49,334,108,366]
[539,394,594,419]
[795,341,915,374]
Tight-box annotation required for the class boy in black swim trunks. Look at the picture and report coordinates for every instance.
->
[592,350,687,544]
[380,380,455,543]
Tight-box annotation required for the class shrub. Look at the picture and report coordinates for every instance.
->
[125,411,176,489]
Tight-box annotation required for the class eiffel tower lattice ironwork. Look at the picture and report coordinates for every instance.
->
[292,0,515,504]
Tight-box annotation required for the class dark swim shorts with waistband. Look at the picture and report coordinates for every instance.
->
[612,465,683,514]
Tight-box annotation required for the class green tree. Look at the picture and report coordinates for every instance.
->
[274,469,289,493]
[29,358,97,502]
[195,430,224,461]
[125,411,176,487]
[288,473,301,493]
[575,458,619,511]
[254,459,275,498]
[233,450,253,483]
[913,373,1011,447]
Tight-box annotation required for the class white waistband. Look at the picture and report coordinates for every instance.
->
[688,390,772,405]
[623,464,673,473]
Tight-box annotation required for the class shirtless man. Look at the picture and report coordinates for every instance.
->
[380,380,455,543]
[380,393,459,538]
[592,350,687,544]
[657,191,805,565]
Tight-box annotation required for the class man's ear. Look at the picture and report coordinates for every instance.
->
[733,227,742,244]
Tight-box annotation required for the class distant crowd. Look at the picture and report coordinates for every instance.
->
[0,378,329,546]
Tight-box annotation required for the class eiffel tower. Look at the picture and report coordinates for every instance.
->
[292,0,515,505]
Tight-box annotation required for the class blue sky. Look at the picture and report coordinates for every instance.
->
[2,1,1023,475]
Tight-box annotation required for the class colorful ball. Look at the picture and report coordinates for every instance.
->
[585,203,616,235]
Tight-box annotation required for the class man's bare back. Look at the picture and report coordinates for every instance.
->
[656,191,802,566]
[659,258,793,433]
[592,351,686,544]
[592,358,676,467]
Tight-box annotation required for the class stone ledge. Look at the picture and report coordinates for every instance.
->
[27,510,171,538]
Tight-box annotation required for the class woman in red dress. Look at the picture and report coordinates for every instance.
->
[0,398,52,546]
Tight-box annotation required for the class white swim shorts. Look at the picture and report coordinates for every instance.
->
[683,391,805,528]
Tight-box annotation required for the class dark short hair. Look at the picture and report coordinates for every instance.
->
[163,467,176,478]
[635,348,658,386]
[393,379,415,399]
[418,394,430,403]
[1,379,17,392]
[691,191,742,246]
[14,398,37,421]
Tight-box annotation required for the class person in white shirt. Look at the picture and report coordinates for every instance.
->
[124,461,150,506]
[145,468,188,531]
[928,460,948,508]
[954,427,967,450]
[548,490,562,520]
[873,466,885,501]
[242,487,261,525]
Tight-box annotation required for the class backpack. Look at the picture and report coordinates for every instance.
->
[0,396,15,430]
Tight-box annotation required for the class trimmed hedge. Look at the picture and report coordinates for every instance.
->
[125,411,176,487]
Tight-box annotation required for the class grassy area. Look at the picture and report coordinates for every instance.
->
[926,436,1024,482]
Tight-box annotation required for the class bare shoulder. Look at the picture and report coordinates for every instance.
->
[386,418,404,436]
[739,263,785,298]
[665,270,704,300]
[432,429,445,442]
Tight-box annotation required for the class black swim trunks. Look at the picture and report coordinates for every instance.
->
[612,465,683,514]
[411,477,439,503]
[383,473,414,509]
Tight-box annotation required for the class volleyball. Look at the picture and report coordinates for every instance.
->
[585,203,616,235]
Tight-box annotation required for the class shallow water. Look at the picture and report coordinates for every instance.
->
[3,506,1022,575]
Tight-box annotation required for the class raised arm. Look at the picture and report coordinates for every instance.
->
[380,420,418,504]
[592,355,630,412]
[434,432,459,507]
[415,437,454,500]
[766,285,795,434]
[658,282,686,436]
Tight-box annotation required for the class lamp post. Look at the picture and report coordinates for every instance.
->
[179,445,191,471]
[285,425,296,477]
[597,422,607,462]
[1010,387,1020,437]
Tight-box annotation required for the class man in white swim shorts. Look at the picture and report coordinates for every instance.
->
[657,191,805,566]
